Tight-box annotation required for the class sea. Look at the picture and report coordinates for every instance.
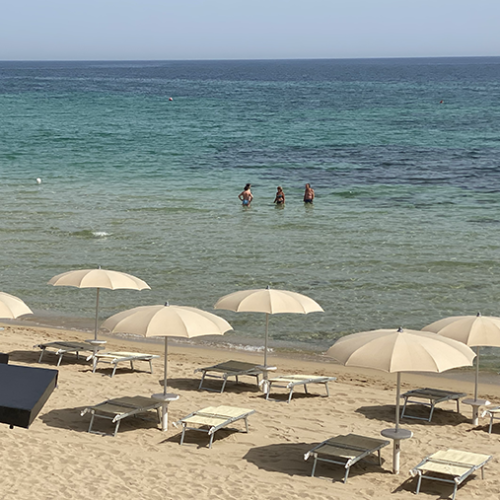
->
[1,57,500,366]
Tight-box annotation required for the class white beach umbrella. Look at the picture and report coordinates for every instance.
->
[102,303,233,396]
[423,313,500,420]
[48,268,150,340]
[0,292,33,319]
[327,328,475,474]
[214,287,323,374]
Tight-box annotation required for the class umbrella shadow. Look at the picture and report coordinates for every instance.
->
[356,404,468,427]
[242,442,391,481]
[41,406,161,435]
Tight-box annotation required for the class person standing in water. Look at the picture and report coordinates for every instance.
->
[304,183,315,203]
[274,186,285,205]
[238,183,253,206]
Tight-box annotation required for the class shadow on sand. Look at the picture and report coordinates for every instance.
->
[242,442,391,482]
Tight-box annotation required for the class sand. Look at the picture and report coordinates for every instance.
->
[1,323,500,500]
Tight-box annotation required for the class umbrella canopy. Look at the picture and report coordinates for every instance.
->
[423,313,500,400]
[0,292,33,319]
[101,303,233,395]
[328,328,475,374]
[48,268,150,340]
[327,328,475,474]
[214,287,323,369]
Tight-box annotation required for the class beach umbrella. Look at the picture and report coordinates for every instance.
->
[214,287,323,376]
[0,292,33,319]
[48,268,150,340]
[327,328,475,474]
[101,303,233,429]
[423,313,500,422]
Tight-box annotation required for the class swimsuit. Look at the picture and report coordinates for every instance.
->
[276,195,284,204]
[242,199,249,206]
[304,199,313,203]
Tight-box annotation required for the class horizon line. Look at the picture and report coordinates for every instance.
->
[1,55,500,63]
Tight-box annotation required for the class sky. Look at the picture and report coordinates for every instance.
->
[1,0,499,61]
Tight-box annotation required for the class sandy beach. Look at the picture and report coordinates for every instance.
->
[2,323,500,500]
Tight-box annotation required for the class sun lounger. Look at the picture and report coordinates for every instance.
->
[195,360,268,393]
[81,395,163,436]
[400,388,467,422]
[410,449,492,500]
[174,405,255,448]
[89,351,160,377]
[265,374,336,403]
[35,341,102,366]
[482,405,500,434]
[304,433,390,483]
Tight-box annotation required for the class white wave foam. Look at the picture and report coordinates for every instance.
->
[92,231,110,238]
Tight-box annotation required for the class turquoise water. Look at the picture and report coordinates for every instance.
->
[1,58,500,356]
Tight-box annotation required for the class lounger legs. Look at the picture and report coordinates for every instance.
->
[415,472,422,494]
[220,375,228,394]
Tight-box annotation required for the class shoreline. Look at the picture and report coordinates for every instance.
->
[4,320,500,395]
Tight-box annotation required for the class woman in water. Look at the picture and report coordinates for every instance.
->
[274,186,285,205]
[238,183,253,206]
[304,183,315,203]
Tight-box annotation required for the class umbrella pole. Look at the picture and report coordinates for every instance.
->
[94,288,100,341]
[396,372,401,431]
[474,346,480,401]
[164,337,168,396]
[264,313,269,370]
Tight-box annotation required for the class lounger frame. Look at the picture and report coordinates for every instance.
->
[81,396,163,437]
[410,449,492,500]
[304,434,389,483]
[174,406,255,448]
[89,351,160,377]
[265,375,336,403]
[401,388,466,422]
[483,405,500,434]
[36,341,101,366]
[195,360,265,393]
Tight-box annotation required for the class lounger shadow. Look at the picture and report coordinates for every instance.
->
[7,349,48,365]
[243,442,389,480]
[356,405,467,427]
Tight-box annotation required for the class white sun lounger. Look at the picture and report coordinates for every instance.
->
[482,405,500,434]
[35,341,102,366]
[81,395,163,437]
[195,360,268,393]
[304,433,390,483]
[265,374,336,403]
[400,388,467,422]
[410,449,492,500]
[89,351,160,377]
[174,405,255,448]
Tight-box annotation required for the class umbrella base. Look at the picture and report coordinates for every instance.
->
[152,393,179,431]
[381,428,413,474]
[463,398,491,426]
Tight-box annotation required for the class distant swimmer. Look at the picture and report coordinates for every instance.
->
[303,183,315,203]
[169,97,173,101]
[36,178,42,184]
[274,186,285,205]
[440,100,444,104]
[238,183,253,206]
